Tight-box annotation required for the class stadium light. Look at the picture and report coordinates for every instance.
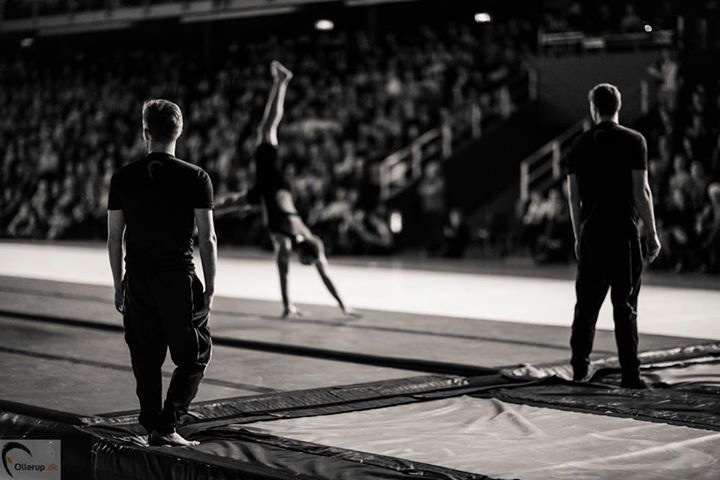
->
[315,19,334,31]
[644,24,653,33]
[20,37,34,48]
[474,12,492,23]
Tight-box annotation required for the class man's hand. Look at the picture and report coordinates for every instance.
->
[646,233,661,263]
[114,287,125,314]
[204,291,215,311]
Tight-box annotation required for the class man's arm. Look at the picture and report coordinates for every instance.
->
[632,170,662,262]
[195,208,217,309]
[107,209,126,313]
[566,174,582,260]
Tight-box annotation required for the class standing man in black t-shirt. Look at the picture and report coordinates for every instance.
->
[107,99,217,446]
[567,84,661,388]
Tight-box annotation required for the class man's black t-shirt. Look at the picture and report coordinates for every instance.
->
[567,121,647,239]
[108,152,214,269]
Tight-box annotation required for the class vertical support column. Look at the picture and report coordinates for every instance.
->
[471,104,482,138]
[640,80,649,115]
[379,162,389,201]
[441,121,452,159]
[551,141,562,179]
[529,69,539,101]
[520,162,529,203]
[411,141,422,181]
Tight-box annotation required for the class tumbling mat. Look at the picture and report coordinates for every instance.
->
[81,345,720,480]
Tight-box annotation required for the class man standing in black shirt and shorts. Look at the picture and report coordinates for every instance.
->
[108,99,217,446]
[252,61,355,318]
[567,84,661,388]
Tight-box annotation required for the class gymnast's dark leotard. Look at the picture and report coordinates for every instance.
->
[254,143,302,239]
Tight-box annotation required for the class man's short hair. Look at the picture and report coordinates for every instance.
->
[142,99,183,143]
[589,83,622,117]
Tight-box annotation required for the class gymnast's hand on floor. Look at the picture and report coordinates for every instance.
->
[342,306,362,319]
[282,305,304,318]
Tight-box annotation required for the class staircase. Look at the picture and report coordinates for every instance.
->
[378,69,537,202]
[519,119,590,202]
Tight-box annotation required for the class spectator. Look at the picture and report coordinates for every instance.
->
[663,186,697,272]
[534,188,571,263]
[697,183,720,273]
[417,161,446,254]
[337,205,394,255]
[648,50,679,112]
[669,154,693,198]
[521,190,546,255]
[620,4,643,33]
[689,161,710,210]
[442,208,470,258]
[7,203,40,238]
[648,159,668,216]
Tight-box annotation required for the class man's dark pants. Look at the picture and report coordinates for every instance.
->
[571,230,643,381]
[123,267,211,434]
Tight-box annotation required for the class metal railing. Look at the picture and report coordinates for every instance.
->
[0,0,317,27]
[379,69,537,201]
[538,29,674,55]
[519,119,590,202]
[0,0,410,25]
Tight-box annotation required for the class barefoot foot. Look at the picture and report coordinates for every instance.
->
[271,60,293,81]
[149,430,199,447]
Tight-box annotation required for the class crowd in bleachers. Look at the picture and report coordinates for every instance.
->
[0,19,531,253]
[517,187,573,264]
[644,58,720,273]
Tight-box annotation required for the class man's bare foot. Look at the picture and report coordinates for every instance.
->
[271,60,293,82]
[149,430,199,447]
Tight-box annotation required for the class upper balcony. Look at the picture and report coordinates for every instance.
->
[0,0,396,33]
